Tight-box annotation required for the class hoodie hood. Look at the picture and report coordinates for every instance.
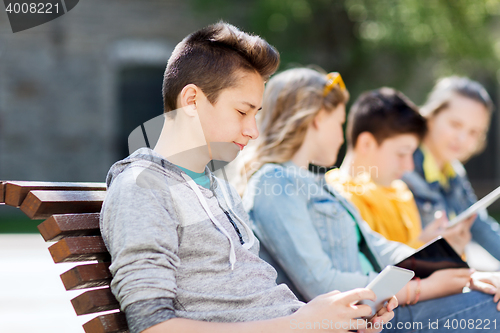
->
[105,147,254,270]
[105,147,212,189]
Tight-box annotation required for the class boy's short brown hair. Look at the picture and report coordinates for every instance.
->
[347,87,427,148]
[162,22,280,114]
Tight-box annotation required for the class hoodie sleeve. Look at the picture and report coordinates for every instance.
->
[100,166,180,333]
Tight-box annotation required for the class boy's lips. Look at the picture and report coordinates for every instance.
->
[233,142,246,150]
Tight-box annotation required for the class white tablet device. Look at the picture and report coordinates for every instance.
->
[357,265,415,320]
[447,184,500,229]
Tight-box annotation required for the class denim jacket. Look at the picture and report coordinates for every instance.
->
[403,148,500,261]
[242,162,414,301]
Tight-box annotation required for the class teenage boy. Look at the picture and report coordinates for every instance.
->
[326,88,472,253]
[100,23,394,333]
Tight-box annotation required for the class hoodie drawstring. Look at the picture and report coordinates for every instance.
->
[182,173,244,270]
[214,177,255,250]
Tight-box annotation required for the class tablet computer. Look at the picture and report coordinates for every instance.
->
[447,184,500,228]
[395,236,468,278]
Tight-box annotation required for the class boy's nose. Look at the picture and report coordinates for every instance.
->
[403,156,414,172]
[243,118,259,140]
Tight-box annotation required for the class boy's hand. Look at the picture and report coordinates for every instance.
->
[418,212,448,244]
[292,288,396,332]
[358,296,397,333]
[419,212,474,256]
[442,215,474,255]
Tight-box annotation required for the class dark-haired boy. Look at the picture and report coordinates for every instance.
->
[100,23,393,333]
[326,87,472,253]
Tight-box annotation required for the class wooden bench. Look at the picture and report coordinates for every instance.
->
[1,180,129,333]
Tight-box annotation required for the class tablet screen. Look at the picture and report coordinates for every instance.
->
[395,236,468,278]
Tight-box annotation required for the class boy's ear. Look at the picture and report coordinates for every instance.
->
[356,132,378,154]
[426,115,435,132]
[179,84,199,116]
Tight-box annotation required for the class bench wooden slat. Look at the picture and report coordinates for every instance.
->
[61,262,112,290]
[71,288,120,315]
[3,179,128,332]
[83,312,128,333]
[20,190,106,220]
[4,181,106,207]
[49,236,110,263]
[38,213,100,242]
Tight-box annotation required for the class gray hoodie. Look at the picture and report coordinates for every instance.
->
[100,148,303,333]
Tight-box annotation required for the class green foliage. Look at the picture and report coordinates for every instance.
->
[188,0,500,103]
[349,0,499,71]
[0,215,40,233]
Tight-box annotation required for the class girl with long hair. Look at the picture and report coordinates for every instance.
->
[242,67,500,332]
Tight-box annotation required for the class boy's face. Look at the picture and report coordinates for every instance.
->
[368,133,419,186]
[196,70,264,162]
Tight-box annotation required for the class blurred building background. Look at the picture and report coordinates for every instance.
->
[2,0,500,217]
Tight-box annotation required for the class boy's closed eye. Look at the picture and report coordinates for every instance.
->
[450,119,462,129]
